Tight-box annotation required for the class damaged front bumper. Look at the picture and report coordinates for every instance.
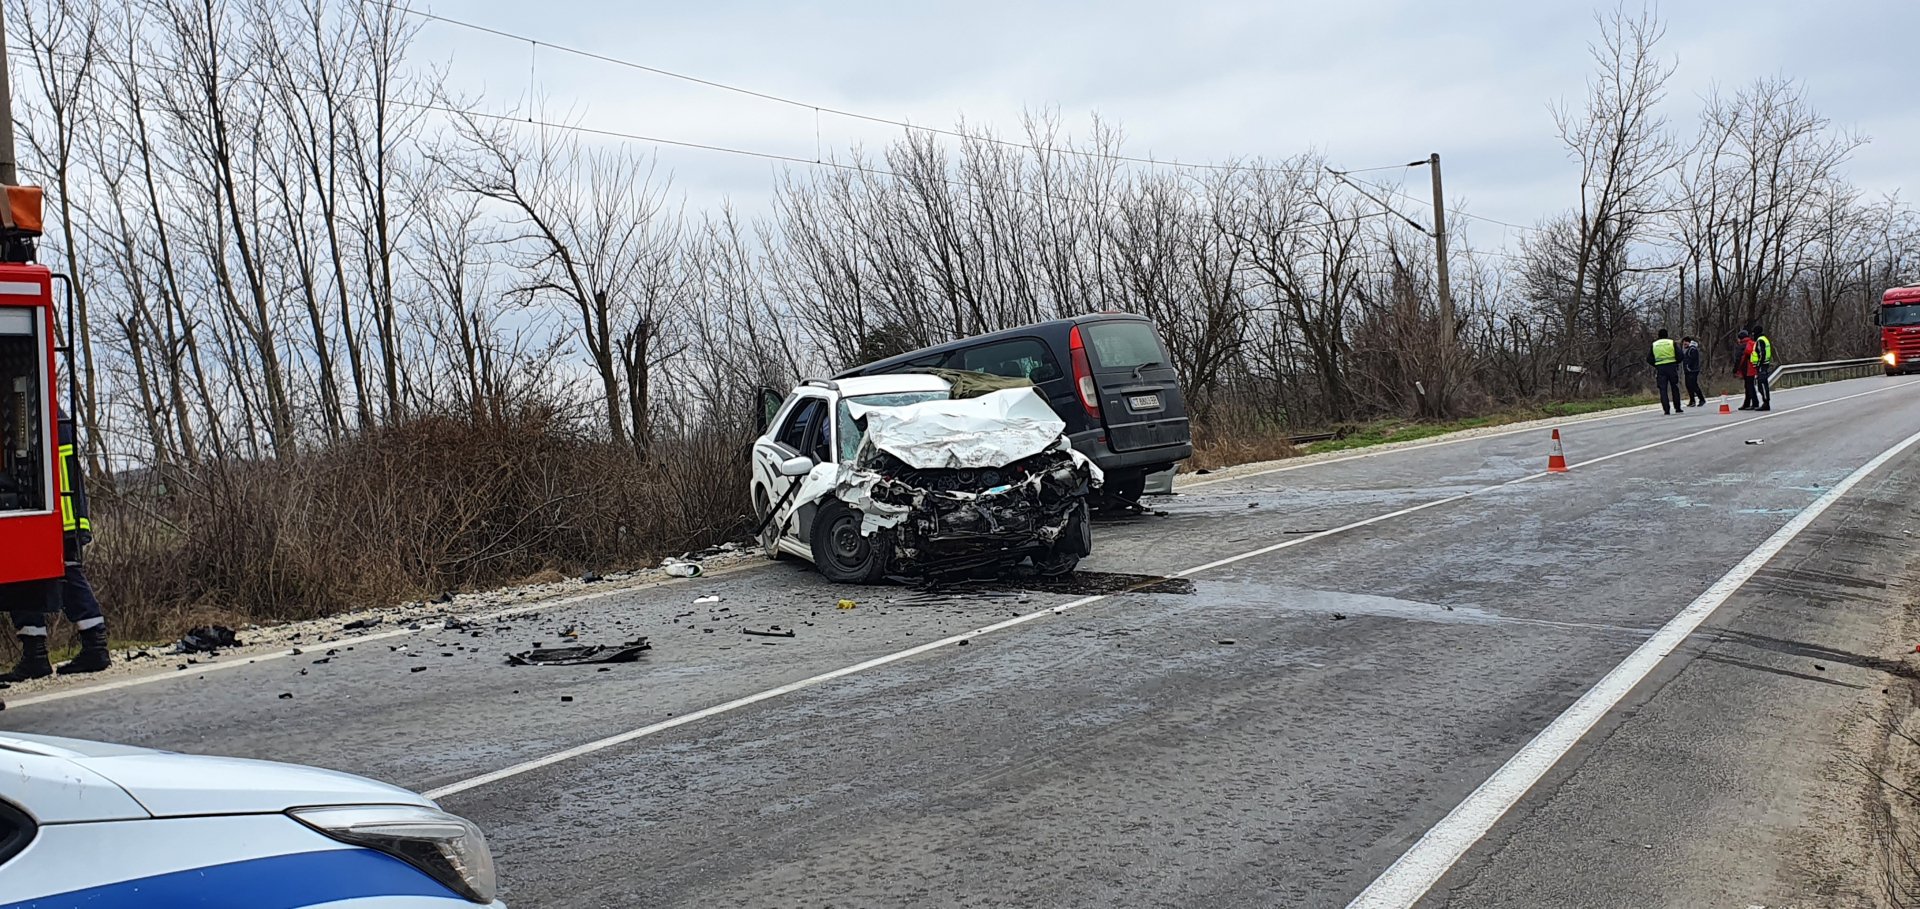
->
[862,443,1098,576]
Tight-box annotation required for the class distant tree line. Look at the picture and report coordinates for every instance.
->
[9,0,1917,477]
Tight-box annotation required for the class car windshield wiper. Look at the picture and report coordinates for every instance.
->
[1132,361,1161,380]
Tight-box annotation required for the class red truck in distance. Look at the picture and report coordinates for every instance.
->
[1882,285,1920,376]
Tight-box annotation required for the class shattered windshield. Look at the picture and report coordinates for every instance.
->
[839,391,950,462]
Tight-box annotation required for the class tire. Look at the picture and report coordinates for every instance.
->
[752,487,787,561]
[1033,552,1081,577]
[1033,500,1091,577]
[810,500,894,584]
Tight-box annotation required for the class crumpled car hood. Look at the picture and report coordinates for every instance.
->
[848,388,1064,470]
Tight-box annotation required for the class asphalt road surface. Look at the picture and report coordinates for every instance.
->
[10,376,1920,908]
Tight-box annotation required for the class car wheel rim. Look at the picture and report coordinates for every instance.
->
[830,516,865,564]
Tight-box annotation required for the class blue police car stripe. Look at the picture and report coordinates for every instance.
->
[1,847,465,908]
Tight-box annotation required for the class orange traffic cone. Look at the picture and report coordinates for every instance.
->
[1548,429,1569,473]
[1719,396,1732,415]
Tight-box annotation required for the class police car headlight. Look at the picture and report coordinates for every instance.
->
[292,805,498,903]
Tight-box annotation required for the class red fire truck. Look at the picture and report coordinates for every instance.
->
[0,187,69,587]
[1882,284,1920,376]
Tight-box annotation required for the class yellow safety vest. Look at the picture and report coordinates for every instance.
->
[1756,335,1773,365]
[1651,338,1678,366]
[58,442,89,534]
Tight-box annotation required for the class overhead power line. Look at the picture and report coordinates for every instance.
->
[1336,169,1543,235]
[361,0,1329,178]
[21,45,1392,237]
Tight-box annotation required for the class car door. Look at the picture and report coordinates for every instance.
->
[751,394,830,552]
[1079,319,1191,452]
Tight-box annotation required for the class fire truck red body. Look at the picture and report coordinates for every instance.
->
[0,262,65,585]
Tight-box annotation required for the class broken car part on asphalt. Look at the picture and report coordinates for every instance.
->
[173,625,241,654]
[505,638,652,666]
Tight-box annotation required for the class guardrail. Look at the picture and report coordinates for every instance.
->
[1767,357,1884,389]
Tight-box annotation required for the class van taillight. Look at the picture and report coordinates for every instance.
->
[1068,325,1101,419]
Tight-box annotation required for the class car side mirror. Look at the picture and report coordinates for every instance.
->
[1873,310,1882,326]
[755,386,784,434]
[778,455,815,477]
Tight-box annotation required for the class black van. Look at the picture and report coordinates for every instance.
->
[834,314,1192,501]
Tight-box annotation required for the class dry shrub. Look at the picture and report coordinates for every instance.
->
[1189,407,1299,472]
[84,406,751,641]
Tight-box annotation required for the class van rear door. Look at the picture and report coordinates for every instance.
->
[1077,319,1189,452]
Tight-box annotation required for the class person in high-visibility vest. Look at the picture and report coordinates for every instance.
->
[1647,328,1685,415]
[1737,330,1760,409]
[0,406,109,681]
[1752,325,1774,411]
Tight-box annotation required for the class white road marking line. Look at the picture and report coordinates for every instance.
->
[1344,425,1920,909]
[423,380,1914,800]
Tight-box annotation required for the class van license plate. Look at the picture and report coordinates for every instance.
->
[1128,394,1161,410]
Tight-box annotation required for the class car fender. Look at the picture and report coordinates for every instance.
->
[0,814,482,906]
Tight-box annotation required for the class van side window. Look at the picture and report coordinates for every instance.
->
[957,338,1062,383]
[777,398,828,454]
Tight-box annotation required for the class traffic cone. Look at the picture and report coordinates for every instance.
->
[1548,429,1569,473]
[1719,396,1732,414]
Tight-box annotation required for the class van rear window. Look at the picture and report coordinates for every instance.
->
[1083,322,1164,369]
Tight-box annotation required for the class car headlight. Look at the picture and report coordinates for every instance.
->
[291,805,497,903]
[1887,352,1899,366]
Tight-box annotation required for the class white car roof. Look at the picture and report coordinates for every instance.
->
[820,374,950,399]
[0,733,433,821]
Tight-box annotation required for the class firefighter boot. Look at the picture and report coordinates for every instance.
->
[58,627,111,675]
[0,635,52,682]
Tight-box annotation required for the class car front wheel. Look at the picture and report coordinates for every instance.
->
[810,500,894,584]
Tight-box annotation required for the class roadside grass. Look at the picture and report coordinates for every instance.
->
[1301,395,1657,455]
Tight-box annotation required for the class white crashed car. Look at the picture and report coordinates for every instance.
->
[0,733,503,907]
[750,374,1100,583]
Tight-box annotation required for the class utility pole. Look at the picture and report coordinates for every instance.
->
[0,0,17,186]
[1427,152,1454,347]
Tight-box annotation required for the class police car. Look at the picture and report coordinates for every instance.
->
[0,732,504,907]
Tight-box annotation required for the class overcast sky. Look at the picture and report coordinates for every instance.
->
[421,0,1916,254]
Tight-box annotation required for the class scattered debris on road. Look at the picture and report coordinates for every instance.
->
[664,560,702,578]
[506,638,652,666]
[174,625,241,654]
[1217,639,1237,645]
[837,599,858,610]
[695,595,721,605]
[742,627,795,638]
[341,616,383,631]
[1332,613,1348,620]
[278,693,292,699]
[1745,439,1765,445]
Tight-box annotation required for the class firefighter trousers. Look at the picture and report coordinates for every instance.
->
[3,537,103,636]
